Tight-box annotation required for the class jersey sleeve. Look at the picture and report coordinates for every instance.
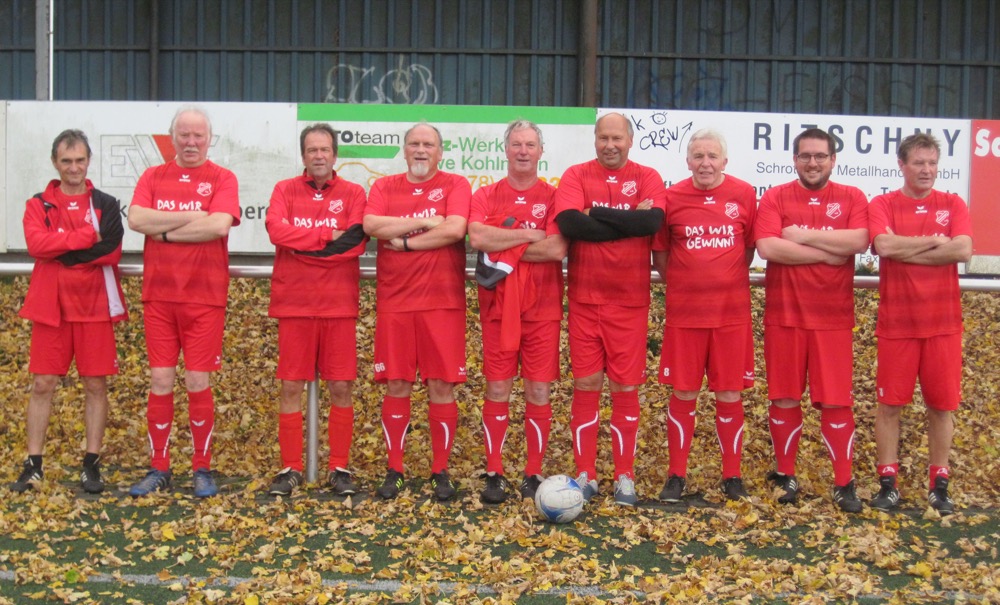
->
[130,168,156,210]
[948,194,973,239]
[57,193,124,267]
[845,186,869,230]
[364,179,388,217]
[265,181,332,251]
[23,197,97,260]
[752,190,783,242]
[468,186,490,224]
[739,185,758,249]
[640,166,668,210]
[867,195,893,248]
[445,175,472,219]
[553,165,586,214]
[210,168,242,226]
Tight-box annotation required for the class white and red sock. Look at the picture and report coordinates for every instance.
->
[381,395,411,473]
[715,399,745,479]
[667,395,697,477]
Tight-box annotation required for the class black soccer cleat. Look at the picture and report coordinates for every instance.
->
[767,471,799,504]
[376,469,405,500]
[480,472,510,504]
[832,479,863,513]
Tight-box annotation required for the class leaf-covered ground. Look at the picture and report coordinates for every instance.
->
[0,276,998,603]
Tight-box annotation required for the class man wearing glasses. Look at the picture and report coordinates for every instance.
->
[754,128,869,513]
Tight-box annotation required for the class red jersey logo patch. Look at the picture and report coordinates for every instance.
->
[329,199,344,214]
[532,204,546,219]
[197,182,213,197]
[621,181,638,197]
[936,210,950,226]
[427,188,444,203]
[725,202,739,219]
[826,202,842,219]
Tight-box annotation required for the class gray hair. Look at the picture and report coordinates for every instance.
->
[504,120,544,148]
[169,105,213,137]
[687,128,728,158]
[404,122,443,148]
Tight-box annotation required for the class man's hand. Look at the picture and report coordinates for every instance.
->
[780,224,807,243]
[423,215,446,229]
[636,198,654,210]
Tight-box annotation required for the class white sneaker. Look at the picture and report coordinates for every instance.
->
[575,471,599,501]
[614,474,638,506]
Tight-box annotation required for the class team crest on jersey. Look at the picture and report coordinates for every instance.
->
[725,202,739,219]
[329,199,344,213]
[427,188,444,203]
[197,182,213,197]
[621,181,637,197]
[532,204,546,219]
[826,202,842,219]
[936,210,950,226]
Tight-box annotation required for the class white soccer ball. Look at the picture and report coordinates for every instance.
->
[534,474,585,523]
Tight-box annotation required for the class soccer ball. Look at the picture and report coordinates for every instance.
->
[534,474,585,523]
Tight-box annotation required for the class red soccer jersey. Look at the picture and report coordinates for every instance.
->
[364,170,471,312]
[131,160,241,307]
[869,189,972,338]
[753,180,868,330]
[470,178,563,322]
[554,159,667,306]
[653,175,757,328]
[266,172,368,319]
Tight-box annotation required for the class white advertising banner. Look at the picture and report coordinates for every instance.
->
[4,101,298,254]
[0,101,981,263]
[603,108,970,201]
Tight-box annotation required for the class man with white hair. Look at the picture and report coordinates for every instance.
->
[127,106,241,498]
[652,129,757,503]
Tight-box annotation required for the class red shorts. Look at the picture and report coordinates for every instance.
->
[480,318,560,382]
[143,301,225,372]
[567,300,648,386]
[277,317,357,381]
[29,321,118,376]
[373,309,467,384]
[876,333,962,411]
[658,323,754,391]
[764,325,854,408]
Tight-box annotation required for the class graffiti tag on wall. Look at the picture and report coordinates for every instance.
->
[324,58,439,104]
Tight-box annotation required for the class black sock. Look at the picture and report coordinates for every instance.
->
[83,452,100,468]
[28,455,43,469]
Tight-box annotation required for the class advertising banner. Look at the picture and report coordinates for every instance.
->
[969,120,1000,255]
[0,101,989,268]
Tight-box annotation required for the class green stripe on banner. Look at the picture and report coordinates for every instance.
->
[297,104,596,125]
[338,145,398,159]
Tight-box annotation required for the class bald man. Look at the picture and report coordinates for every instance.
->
[554,112,667,506]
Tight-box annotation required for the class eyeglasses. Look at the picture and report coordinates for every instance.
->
[795,153,831,164]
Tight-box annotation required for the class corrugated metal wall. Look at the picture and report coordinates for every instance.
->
[2,0,997,117]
